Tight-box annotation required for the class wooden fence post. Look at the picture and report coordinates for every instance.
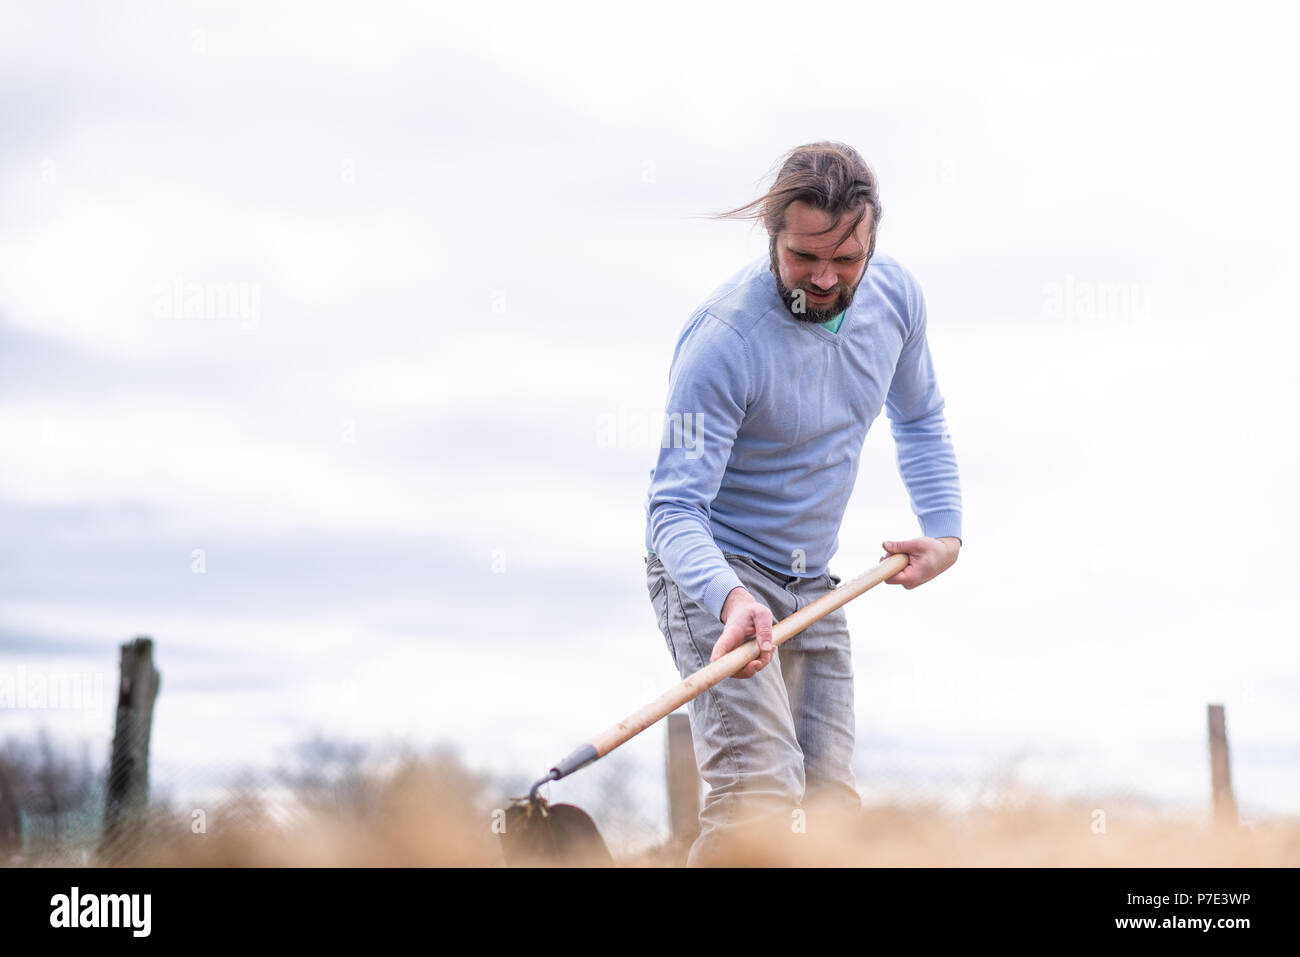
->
[0,759,21,858]
[100,636,161,857]
[1207,703,1237,825]
[666,712,700,844]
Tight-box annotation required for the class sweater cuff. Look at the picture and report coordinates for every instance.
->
[703,567,746,623]
[919,510,962,544]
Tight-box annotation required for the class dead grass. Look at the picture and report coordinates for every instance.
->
[113,764,502,867]
[101,775,1300,867]
[622,794,1300,867]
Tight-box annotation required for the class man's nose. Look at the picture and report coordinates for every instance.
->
[810,262,837,289]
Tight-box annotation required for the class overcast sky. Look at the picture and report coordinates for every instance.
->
[2,0,1297,830]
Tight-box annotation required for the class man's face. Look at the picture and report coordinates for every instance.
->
[769,200,874,323]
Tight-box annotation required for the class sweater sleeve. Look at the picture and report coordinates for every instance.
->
[884,273,963,543]
[646,313,751,621]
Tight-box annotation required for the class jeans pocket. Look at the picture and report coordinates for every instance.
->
[722,550,787,587]
[646,565,676,666]
[660,590,681,672]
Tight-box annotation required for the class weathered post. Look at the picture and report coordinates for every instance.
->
[1207,703,1237,825]
[666,711,700,844]
[0,759,21,857]
[100,636,161,857]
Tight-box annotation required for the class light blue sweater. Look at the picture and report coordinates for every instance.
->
[643,252,962,621]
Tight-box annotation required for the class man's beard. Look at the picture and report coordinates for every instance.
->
[769,237,867,324]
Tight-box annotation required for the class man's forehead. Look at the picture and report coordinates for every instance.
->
[781,226,869,257]
[781,202,872,255]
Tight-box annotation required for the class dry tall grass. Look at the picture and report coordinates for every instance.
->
[626,796,1300,867]
[100,768,1300,867]
[112,764,502,867]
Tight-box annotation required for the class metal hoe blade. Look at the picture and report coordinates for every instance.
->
[499,784,613,867]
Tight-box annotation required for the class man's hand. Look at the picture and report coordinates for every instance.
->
[880,536,960,589]
[711,587,775,679]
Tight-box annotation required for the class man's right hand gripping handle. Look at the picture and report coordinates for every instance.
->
[712,587,775,679]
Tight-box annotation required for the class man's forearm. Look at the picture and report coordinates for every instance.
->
[886,274,962,543]
[649,503,746,622]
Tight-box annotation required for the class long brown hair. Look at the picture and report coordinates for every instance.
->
[714,141,882,253]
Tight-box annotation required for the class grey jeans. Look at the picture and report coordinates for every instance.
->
[645,550,861,866]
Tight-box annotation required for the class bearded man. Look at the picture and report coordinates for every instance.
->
[643,141,963,866]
